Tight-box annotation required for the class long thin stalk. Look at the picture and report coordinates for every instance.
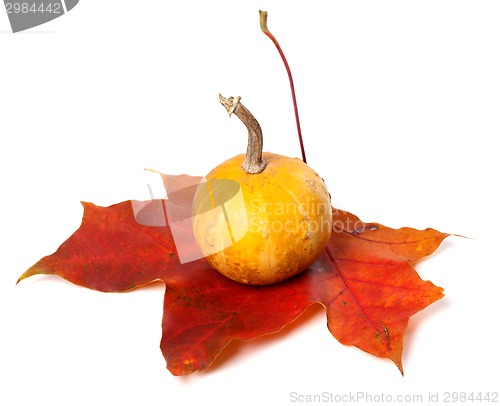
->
[259,10,307,164]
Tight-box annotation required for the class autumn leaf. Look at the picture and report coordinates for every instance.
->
[18,173,448,376]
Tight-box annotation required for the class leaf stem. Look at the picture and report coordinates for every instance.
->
[259,10,307,164]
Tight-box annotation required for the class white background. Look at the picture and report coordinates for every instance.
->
[1,1,499,405]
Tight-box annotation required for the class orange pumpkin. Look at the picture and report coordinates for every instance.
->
[192,95,332,285]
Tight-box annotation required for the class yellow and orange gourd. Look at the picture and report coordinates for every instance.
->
[192,95,332,285]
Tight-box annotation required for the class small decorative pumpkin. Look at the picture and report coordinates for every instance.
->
[192,95,332,285]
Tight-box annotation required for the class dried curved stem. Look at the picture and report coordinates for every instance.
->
[219,94,267,174]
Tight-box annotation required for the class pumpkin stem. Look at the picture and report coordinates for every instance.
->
[219,94,267,174]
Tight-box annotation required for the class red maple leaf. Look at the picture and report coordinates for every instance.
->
[18,173,448,376]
